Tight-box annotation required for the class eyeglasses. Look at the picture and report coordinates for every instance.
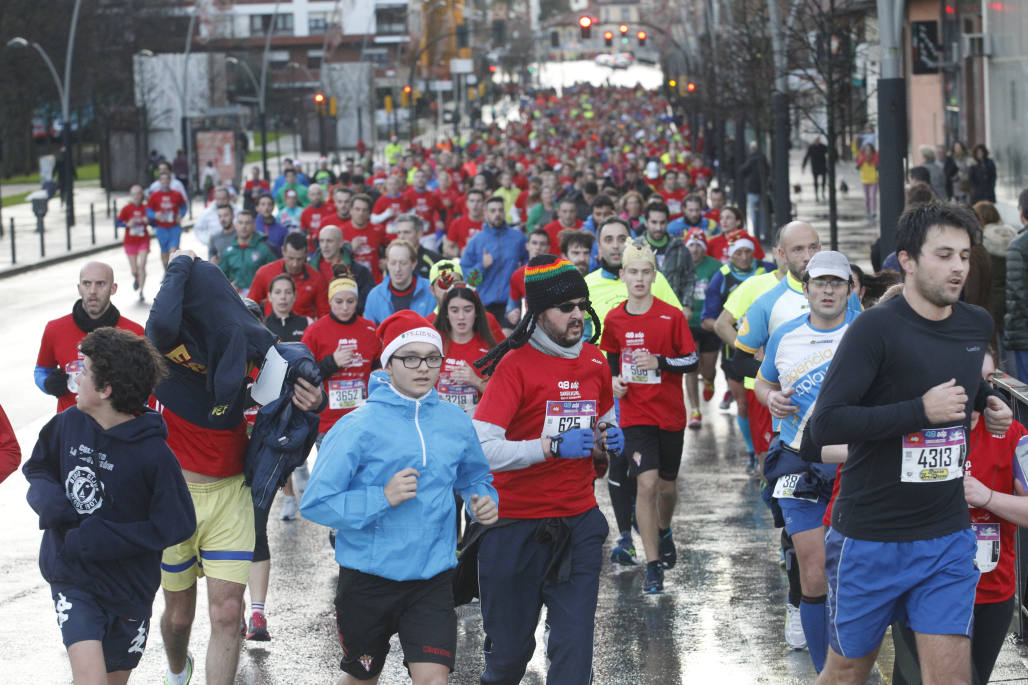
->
[552,299,591,313]
[392,355,444,369]
[807,277,848,291]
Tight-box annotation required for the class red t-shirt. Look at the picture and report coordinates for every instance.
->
[446,215,484,250]
[706,229,766,263]
[161,405,248,478]
[247,261,329,320]
[437,335,493,415]
[244,179,270,206]
[301,203,336,254]
[36,312,144,413]
[659,190,687,220]
[340,221,384,282]
[301,315,381,433]
[118,202,151,248]
[599,299,695,431]
[146,189,187,228]
[474,343,614,518]
[704,207,722,223]
[371,193,409,241]
[966,418,1028,603]
[509,264,527,303]
[403,187,442,228]
[437,188,464,221]
[541,219,583,255]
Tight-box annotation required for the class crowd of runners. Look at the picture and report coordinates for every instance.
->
[8,82,1028,685]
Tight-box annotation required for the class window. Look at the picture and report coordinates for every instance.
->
[376,7,407,35]
[309,13,327,34]
[250,13,293,37]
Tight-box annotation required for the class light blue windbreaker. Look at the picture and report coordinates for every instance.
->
[300,372,498,581]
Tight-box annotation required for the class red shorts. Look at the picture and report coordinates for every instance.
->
[124,240,150,256]
[746,389,773,454]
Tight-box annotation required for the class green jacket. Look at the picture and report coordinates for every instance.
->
[219,232,276,291]
[275,183,309,209]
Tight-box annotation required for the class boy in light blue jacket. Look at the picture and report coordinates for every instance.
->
[301,309,498,684]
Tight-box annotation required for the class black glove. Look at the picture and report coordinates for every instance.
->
[43,370,71,397]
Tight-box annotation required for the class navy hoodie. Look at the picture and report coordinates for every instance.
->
[23,407,196,616]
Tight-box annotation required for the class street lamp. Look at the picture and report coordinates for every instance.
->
[7,0,84,231]
[227,56,269,183]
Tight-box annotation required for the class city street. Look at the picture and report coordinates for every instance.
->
[2,227,1027,683]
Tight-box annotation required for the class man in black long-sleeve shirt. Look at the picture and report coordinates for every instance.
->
[808,203,1012,685]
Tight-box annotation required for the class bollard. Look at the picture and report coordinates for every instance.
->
[39,217,46,257]
[9,218,14,265]
[90,204,96,244]
[106,189,111,218]
[66,219,71,252]
[113,200,118,238]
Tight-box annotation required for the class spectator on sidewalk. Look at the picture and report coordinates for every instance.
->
[740,142,769,242]
[1004,188,1028,382]
[801,138,828,202]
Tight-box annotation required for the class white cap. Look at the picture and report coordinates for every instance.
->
[805,250,852,281]
[728,238,755,256]
[645,160,660,179]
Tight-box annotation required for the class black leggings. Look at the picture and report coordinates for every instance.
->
[891,596,1015,685]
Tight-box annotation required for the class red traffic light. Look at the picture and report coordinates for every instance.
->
[578,16,592,28]
[313,92,325,103]
[488,65,497,73]
[686,82,696,92]
[604,31,613,39]
[619,24,629,34]
[402,85,412,94]
[637,31,647,40]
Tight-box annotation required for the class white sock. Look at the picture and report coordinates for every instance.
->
[166,659,191,685]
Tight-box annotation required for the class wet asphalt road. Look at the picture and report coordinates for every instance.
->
[2,239,1027,683]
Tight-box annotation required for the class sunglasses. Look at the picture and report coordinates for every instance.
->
[552,299,591,313]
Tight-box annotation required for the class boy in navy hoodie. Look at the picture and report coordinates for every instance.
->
[24,327,196,684]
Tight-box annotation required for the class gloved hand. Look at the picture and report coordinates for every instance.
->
[599,422,625,454]
[551,428,594,459]
[43,370,71,397]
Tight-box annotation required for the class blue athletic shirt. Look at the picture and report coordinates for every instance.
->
[758,309,859,450]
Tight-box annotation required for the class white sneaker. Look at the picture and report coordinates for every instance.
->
[279,495,298,521]
[292,463,310,494]
[785,603,807,650]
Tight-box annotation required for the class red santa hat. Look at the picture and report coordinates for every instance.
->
[377,310,443,367]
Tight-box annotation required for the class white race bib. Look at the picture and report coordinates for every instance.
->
[772,472,818,502]
[621,351,661,384]
[972,522,1000,573]
[438,382,478,415]
[900,427,966,483]
[129,222,147,237]
[542,400,597,438]
[328,379,365,410]
[666,199,682,215]
[65,360,83,393]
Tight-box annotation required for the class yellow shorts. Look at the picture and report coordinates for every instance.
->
[161,474,255,591]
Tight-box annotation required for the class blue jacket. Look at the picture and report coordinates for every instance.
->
[460,224,528,306]
[23,408,196,616]
[300,372,498,581]
[363,275,437,325]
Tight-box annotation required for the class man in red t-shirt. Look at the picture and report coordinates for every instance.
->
[146,170,188,269]
[541,198,583,255]
[117,184,152,301]
[599,242,697,593]
[659,171,687,221]
[472,255,624,683]
[342,193,386,283]
[247,232,330,319]
[243,165,270,211]
[402,167,444,234]
[506,228,551,327]
[299,183,337,254]
[443,189,486,257]
[370,174,409,241]
[35,261,144,413]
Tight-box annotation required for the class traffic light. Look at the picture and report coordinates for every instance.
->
[668,79,677,88]
[456,23,469,49]
[604,31,613,47]
[686,81,697,93]
[619,24,629,44]
[550,30,559,48]
[637,30,647,47]
[329,96,337,117]
[313,92,326,115]
[401,85,411,108]
[578,16,592,39]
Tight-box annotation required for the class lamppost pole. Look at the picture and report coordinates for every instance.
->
[228,57,268,182]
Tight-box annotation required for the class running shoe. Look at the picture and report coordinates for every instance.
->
[163,652,194,685]
[702,379,715,402]
[610,533,638,566]
[132,278,139,291]
[279,495,298,521]
[246,612,270,641]
[688,410,702,430]
[745,452,758,475]
[659,529,677,569]
[138,292,145,303]
[785,603,806,649]
[643,562,664,594]
[292,463,310,493]
[719,390,734,410]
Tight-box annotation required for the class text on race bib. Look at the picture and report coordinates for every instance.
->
[772,472,818,502]
[328,379,365,410]
[973,522,1000,573]
[543,400,597,437]
[621,351,661,385]
[900,427,966,483]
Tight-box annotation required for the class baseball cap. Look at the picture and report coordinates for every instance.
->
[684,228,706,248]
[805,250,852,281]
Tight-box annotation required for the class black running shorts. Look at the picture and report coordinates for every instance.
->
[623,425,685,480]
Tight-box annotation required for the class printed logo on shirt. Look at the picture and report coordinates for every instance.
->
[54,592,72,628]
[65,465,104,514]
[360,654,374,672]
